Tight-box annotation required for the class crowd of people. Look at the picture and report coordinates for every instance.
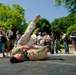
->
[0,25,21,57]
[0,13,76,63]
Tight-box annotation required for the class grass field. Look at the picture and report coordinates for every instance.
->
[60,44,74,51]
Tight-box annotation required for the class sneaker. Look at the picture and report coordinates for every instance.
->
[5,55,9,58]
[74,52,76,54]
[60,50,62,53]
[3,55,6,57]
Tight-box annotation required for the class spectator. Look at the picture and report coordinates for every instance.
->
[37,32,43,45]
[43,32,51,46]
[70,28,76,54]
[61,31,69,54]
[55,37,62,53]
[0,26,7,57]
[50,31,56,54]
[26,28,39,46]
[14,30,21,46]
[6,25,16,57]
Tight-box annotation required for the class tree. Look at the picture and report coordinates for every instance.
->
[0,3,26,34]
[51,11,76,38]
[51,17,67,34]
[54,0,76,12]
[35,18,51,34]
[67,23,76,34]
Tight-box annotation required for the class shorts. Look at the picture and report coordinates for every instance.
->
[72,42,76,47]
[7,39,15,47]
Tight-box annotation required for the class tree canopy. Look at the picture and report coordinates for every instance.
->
[36,18,51,34]
[51,11,76,37]
[54,0,76,12]
[67,23,76,34]
[0,3,26,33]
[0,2,75,37]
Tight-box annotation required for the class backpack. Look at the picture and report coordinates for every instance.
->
[7,30,16,40]
[71,32,76,41]
[65,34,71,42]
[1,36,7,43]
[1,31,7,43]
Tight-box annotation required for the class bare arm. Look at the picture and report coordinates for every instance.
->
[42,36,51,42]
[31,45,44,52]
[20,45,37,50]
[70,36,76,38]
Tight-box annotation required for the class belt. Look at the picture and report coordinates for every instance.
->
[23,50,29,60]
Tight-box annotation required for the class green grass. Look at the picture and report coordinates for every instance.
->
[60,44,73,51]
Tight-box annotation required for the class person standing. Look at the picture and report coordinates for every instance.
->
[14,30,21,46]
[6,25,16,57]
[50,31,56,54]
[0,26,3,52]
[0,26,7,57]
[61,31,69,54]
[43,32,51,46]
[70,28,76,54]
[37,32,43,45]
[55,37,62,53]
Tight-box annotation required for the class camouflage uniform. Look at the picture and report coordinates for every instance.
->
[17,14,40,46]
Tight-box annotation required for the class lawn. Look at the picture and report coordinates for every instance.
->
[60,44,74,51]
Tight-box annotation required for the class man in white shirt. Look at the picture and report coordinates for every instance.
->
[61,31,69,54]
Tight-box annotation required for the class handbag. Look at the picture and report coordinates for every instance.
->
[1,36,7,43]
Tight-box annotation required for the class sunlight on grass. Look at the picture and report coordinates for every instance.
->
[60,44,74,51]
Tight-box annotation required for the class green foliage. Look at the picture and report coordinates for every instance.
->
[54,0,76,12]
[67,23,76,34]
[51,11,76,34]
[67,11,76,24]
[0,3,26,34]
[51,17,67,34]
[35,18,51,34]
[54,0,64,6]
[51,11,76,40]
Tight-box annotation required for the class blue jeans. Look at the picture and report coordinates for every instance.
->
[63,41,69,53]
[55,46,58,53]
[0,41,3,52]
[51,41,55,54]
